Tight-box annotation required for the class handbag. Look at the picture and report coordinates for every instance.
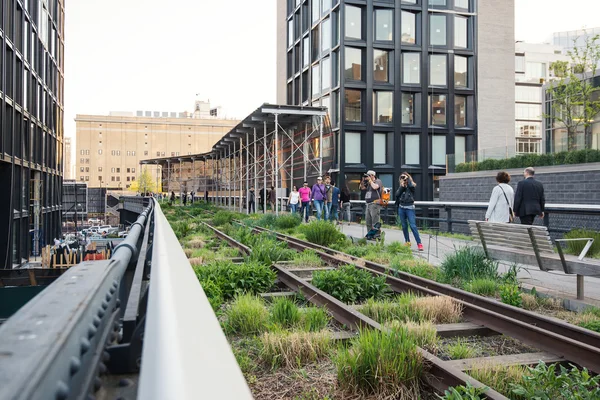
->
[498,185,515,223]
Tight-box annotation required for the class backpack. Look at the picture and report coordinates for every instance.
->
[377,187,391,207]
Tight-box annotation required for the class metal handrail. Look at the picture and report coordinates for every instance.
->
[138,199,252,400]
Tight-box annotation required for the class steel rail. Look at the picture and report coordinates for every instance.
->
[200,221,252,256]
[253,227,600,373]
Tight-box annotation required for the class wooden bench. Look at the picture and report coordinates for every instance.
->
[468,220,600,300]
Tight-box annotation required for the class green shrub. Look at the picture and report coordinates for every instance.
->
[391,258,441,281]
[563,229,600,257]
[578,319,600,333]
[194,259,276,300]
[247,234,295,265]
[441,247,498,283]
[275,213,302,229]
[462,278,498,297]
[270,297,301,328]
[212,210,238,226]
[439,382,487,400]
[257,213,278,228]
[299,307,330,332]
[172,221,193,240]
[500,284,523,307]
[232,226,257,247]
[225,294,269,334]
[312,265,390,303]
[200,279,224,311]
[334,326,423,396]
[301,220,346,247]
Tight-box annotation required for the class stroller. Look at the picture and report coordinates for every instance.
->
[365,222,382,240]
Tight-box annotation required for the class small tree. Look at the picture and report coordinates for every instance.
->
[547,33,600,151]
[129,168,156,194]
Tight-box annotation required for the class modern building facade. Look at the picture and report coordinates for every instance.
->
[277,0,514,200]
[1,0,65,267]
[554,27,600,58]
[75,104,238,191]
[514,42,569,155]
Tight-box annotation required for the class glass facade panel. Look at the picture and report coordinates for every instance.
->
[312,64,321,97]
[345,89,362,122]
[429,95,447,125]
[375,9,393,41]
[405,135,420,164]
[515,85,542,102]
[432,136,446,164]
[515,55,525,73]
[455,0,469,9]
[374,92,393,123]
[516,122,542,137]
[374,133,387,164]
[402,93,414,124]
[345,47,362,81]
[313,0,320,23]
[455,136,466,164]
[373,50,389,82]
[401,11,417,44]
[430,14,446,46]
[288,20,294,46]
[345,5,362,40]
[455,16,467,48]
[345,132,362,163]
[322,18,332,52]
[430,54,447,86]
[455,56,468,88]
[402,53,420,84]
[303,37,310,67]
[455,95,466,127]
[515,104,541,120]
[526,62,546,80]
[322,57,331,91]
[429,0,447,5]
[322,0,332,14]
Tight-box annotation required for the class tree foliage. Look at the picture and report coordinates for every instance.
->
[129,168,157,193]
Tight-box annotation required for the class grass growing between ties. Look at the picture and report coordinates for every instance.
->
[247,233,296,266]
[440,246,498,284]
[260,330,333,369]
[445,338,476,360]
[289,249,324,269]
[312,265,390,304]
[390,258,441,282]
[300,220,346,247]
[386,320,439,349]
[358,294,463,324]
[468,363,529,398]
[299,307,330,332]
[225,294,269,335]
[462,278,499,297]
[270,297,301,328]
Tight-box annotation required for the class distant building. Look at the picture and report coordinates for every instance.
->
[554,27,600,58]
[514,42,570,155]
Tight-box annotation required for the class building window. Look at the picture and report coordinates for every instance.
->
[312,0,320,23]
[455,56,468,88]
[85,167,89,172]
[111,176,116,182]
[373,92,393,123]
[86,150,90,155]
[322,18,331,52]
[515,85,542,102]
[312,64,321,96]
[516,122,542,137]
[144,151,148,156]
[429,95,447,126]
[345,47,362,81]
[455,16,468,48]
[373,133,388,164]
[98,167,103,172]
[401,11,417,44]
[98,176,103,182]
[288,19,294,47]
[322,0,331,15]
[85,176,90,181]
[344,90,362,122]
[402,93,415,124]
[515,104,541,120]
[405,135,420,165]
[432,136,446,165]
[515,55,525,73]
[455,96,467,127]
[345,5,362,40]
[127,177,130,182]
[402,53,420,84]
[526,62,546,80]
[455,0,469,9]
[132,176,136,181]
[117,176,121,182]
[517,138,542,154]
[374,50,389,82]
[430,54,447,86]
[430,14,446,46]
[156,152,160,156]
[127,168,131,173]
[132,151,136,156]
[161,152,165,156]
[374,9,393,41]
[345,132,362,163]
[132,167,136,173]
[303,37,310,68]
[322,57,331,91]
[98,149,102,155]
[455,136,466,164]
[111,168,115,173]
[80,150,84,155]
[80,167,84,172]
[117,168,121,173]
[429,0,447,5]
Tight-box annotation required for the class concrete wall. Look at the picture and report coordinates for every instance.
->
[439,163,600,235]
[477,0,516,156]
[276,2,287,105]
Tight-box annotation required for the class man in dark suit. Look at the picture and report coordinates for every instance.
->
[514,167,545,225]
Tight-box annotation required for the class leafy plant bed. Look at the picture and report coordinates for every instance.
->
[438,335,539,361]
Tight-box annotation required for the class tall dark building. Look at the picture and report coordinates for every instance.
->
[1,0,65,267]
[277,0,513,201]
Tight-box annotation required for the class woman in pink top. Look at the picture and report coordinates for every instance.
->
[298,181,312,223]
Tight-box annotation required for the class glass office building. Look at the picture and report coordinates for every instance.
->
[283,0,478,200]
[0,0,65,267]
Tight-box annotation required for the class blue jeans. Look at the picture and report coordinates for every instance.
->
[289,203,298,213]
[330,204,339,221]
[325,202,332,221]
[300,203,311,222]
[398,207,421,244]
[313,200,324,220]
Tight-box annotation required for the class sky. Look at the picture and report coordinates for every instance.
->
[64,0,600,143]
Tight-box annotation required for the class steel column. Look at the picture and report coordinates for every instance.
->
[319,115,323,176]
[246,133,250,214]
[263,122,267,213]
[274,114,279,216]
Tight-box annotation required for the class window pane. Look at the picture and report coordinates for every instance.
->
[429,0,447,5]
[403,0,417,3]
[525,62,546,80]
[515,55,525,73]
[345,47,362,80]
[312,64,320,97]
[322,0,332,14]
[455,96,467,127]
[455,136,466,164]
[515,104,542,120]
[402,93,414,124]
[515,85,541,102]
[429,95,447,125]
[455,0,469,9]
[322,18,331,52]
[401,11,416,44]
[345,89,362,122]
[322,57,331,90]
[516,122,542,137]
[374,133,387,164]
[402,53,420,84]
[288,20,294,46]
[455,56,468,88]
[430,14,446,46]
[432,136,446,165]
[454,16,467,48]
[374,92,393,123]
[430,54,447,86]
[303,37,310,67]
[312,25,320,61]
[375,9,393,41]
[374,50,389,82]
[321,95,331,117]
[345,5,362,40]
[313,0,320,22]
[345,132,362,163]
[405,135,420,164]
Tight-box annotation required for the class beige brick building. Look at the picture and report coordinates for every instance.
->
[75,112,238,190]
[64,137,73,180]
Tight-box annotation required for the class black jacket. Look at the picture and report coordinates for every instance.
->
[514,177,545,217]
[395,183,416,207]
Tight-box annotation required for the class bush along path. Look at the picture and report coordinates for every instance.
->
[163,202,600,400]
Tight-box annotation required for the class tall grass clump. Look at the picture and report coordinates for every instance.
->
[225,294,269,335]
[441,247,498,283]
[387,320,438,349]
[260,330,333,369]
[200,279,224,311]
[469,364,528,397]
[462,278,499,297]
[270,297,301,328]
[301,220,346,247]
[232,226,257,247]
[247,234,295,265]
[275,213,302,229]
[563,229,600,257]
[172,221,193,240]
[257,213,278,228]
[212,210,237,226]
[359,295,462,324]
[312,265,390,303]
[290,249,324,268]
[390,258,440,282]
[299,307,330,332]
[446,338,476,360]
[334,327,423,396]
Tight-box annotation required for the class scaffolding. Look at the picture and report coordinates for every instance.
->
[141,104,334,215]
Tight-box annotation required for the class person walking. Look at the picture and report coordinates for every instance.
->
[330,181,341,223]
[170,191,175,205]
[190,191,195,205]
[361,170,383,237]
[485,171,515,223]
[269,186,277,212]
[340,185,351,224]
[324,176,333,221]
[182,191,187,206]
[288,185,300,214]
[298,181,312,222]
[248,187,256,213]
[311,177,327,220]
[395,172,423,251]
[258,188,264,213]
[514,167,545,225]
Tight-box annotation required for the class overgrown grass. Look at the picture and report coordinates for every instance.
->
[212,210,240,226]
[299,307,331,332]
[275,213,303,229]
[441,247,498,283]
[563,228,600,257]
[225,294,269,335]
[334,326,423,397]
[300,221,346,247]
[290,249,324,268]
[446,338,476,360]
[394,320,439,349]
[260,330,333,369]
[247,234,296,265]
[270,297,301,328]
[199,279,224,311]
[312,265,390,304]
[462,278,499,297]
[499,283,523,307]
[469,364,528,398]
[390,258,441,282]
[358,294,463,324]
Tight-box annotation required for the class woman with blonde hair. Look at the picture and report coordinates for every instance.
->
[485,171,514,223]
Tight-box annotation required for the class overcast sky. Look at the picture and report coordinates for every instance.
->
[64,0,600,142]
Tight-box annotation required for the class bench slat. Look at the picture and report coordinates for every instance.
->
[474,238,554,254]
[472,231,553,249]
[468,223,552,238]
[468,220,549,232]
[473,235,554,252]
